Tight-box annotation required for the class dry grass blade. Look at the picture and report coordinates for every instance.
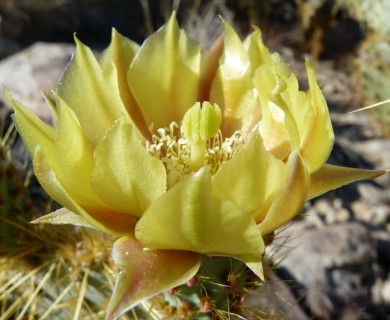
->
[349,99,390,113]
[139,0,154,35]
[0,293,28,320]
[73,269,90,320]
[15,263,56,320]
[0,262,48,301]
[38,281,74,320]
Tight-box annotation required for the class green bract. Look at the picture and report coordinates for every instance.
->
[7,13,386,319]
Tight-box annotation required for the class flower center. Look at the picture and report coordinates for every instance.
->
[145,102,245,188]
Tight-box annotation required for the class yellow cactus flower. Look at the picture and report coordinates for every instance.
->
[7,13,386,319]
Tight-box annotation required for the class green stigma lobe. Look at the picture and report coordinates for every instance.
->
[182,102,222,171]
[182,102,222,143]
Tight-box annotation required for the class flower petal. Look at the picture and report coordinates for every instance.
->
[212,132,286,217]
[33,146,137,235]
[270,76,301,151]
[258,150,310,235]
[135,167,264,261]
[99,29,150,139]
[308,164,388,200]
[301,59,334,172]
[31,207,95,228]
[7,88,56,160]
[91,118,166,217]
[128,12,200,131]
[210,20,260,136]
[56,36,136,145]
[254,66,291,160]
[198,35,224,101]
[243,26,273,75]
[106,237,201,319]
[245,261,264,280]
[55,95,108,208]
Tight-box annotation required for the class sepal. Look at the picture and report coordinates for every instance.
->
[308,164,388,200]
[106,237,201,319]
[31,207,96,229]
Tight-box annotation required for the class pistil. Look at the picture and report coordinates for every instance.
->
[182,102,222,171]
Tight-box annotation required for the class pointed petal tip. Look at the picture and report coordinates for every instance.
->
[162,10,177,30]
[111,27,118,36]
[72,32,78,43]
[305,58,319,81]
[245,260,264,280]
[305,56,313,67]
[3,86,11,99]
[369,168,389,180]
[309,164,388,200]
[72,34,91,52]
[361,167,388,179]
[250,24,262,34]
[31,208,96,229]
[220,17,237,34]
[4,86,21,112]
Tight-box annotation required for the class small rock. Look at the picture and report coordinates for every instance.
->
[352,200,390,226]
[272,220,374,279]
[357,183,390,205]
[244,270,310,320]
[305,282,334,320]
[270,221,376,319]
[305,198,351,227]
[371,278,384,306]
[381,278,390,305]
[353,139,390,188]
[0,42,74,122]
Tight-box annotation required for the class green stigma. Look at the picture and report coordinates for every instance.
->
[182,102,222,142]
[182,102,222,171]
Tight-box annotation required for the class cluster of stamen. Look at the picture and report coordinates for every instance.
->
[145,122,189,188]
[145,122,245,188]
[205,130,245,175]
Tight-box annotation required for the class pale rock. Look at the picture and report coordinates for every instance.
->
[371,278,384,305]
[357,183,390,205]
[244,270,310,320]
[381,278,390,305]
[352,200,390,226]
[0,42,74,122]
[305,198,350,226]
[271,221,376,319]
